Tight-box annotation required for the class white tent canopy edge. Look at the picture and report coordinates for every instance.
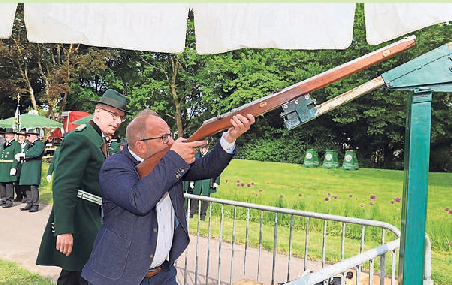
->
[0,3,452,54]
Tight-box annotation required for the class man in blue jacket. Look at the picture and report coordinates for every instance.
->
[82,109,254,285]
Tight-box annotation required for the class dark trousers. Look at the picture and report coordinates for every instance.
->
[24,185,39,206]
[14,183,26,200]
[140,261,178,285]
[190,197,209,220]
[0,182,14,203]
[57,269,88,285]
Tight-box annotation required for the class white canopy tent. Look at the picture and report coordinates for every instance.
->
[1,3,452,53]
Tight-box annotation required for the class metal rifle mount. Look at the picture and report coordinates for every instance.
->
[280,93,317,129]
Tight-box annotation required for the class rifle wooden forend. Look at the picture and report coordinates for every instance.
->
[188,35,416,142]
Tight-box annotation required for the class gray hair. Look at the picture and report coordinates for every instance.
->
[126,109,158,150]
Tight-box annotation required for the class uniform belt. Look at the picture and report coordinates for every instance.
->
[145,266,161,278]
[0,159,14,162]
[77,190,102,206]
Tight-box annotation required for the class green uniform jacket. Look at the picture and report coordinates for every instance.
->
[47,147,61,175]
[0,140,21,183]
[19,140,44,186]
[192,176,220,196]
[192,151,220,196]
[108,140,120,155]
[36,123,105,271]
[183,181,191,193]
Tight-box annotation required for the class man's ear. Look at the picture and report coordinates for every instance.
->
[93,107,101,121]
[135,141,145,154]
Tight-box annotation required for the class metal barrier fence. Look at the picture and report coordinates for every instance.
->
[179,194,432,285]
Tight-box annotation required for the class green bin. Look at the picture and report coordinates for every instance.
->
[342,150,359,170]
[322,150,339,168]
[304,149,319,168]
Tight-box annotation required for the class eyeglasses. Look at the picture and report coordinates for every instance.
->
[140,132,173,144]
[99,107,125,123]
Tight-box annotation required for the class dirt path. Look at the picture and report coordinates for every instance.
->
[0,203,60,281]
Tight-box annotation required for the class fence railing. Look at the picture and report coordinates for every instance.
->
[180,194,432,285]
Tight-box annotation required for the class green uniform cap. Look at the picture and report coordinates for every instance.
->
[26,128,40,135]
[4,128,16,134]
[92,89,127,112]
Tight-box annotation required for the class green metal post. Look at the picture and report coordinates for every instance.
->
[398,91,431,285]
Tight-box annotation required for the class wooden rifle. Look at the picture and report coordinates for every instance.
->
[137,36,416,178]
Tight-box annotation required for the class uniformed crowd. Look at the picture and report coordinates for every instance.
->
[0,122,127,215]
[0,127,44,212]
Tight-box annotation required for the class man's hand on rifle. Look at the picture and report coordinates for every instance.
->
[171,139,207,164]
[223,114,255,144]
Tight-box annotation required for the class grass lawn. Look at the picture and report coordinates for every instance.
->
[39,162,52,204]
[0,259,54,285]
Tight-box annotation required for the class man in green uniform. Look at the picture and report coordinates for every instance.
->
[189,145,220,221]
[36,89,127,285]
[17,128,45,212]
[14,128,28,203]
[46,133,65,182]
[0,128,21,208]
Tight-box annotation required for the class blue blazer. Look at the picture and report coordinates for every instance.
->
[82,141,234,285]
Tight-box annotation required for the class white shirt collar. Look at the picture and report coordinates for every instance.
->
[128,147,144,163]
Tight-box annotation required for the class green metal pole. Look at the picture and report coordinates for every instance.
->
[398,91,431,285]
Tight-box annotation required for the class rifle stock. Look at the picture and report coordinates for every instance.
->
[137,36,416,178]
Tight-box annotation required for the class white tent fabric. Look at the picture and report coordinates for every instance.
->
[192,3,356,54]
[0,3,18,39]
[24,3,190,53]
[365,3,452,45]
[1,4,452,52]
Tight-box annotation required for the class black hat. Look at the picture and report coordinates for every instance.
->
[26,128,40,135]
[92,89,127,112]
[3,128,16,134]
[4,128,16,134]
[17,128,26,136]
